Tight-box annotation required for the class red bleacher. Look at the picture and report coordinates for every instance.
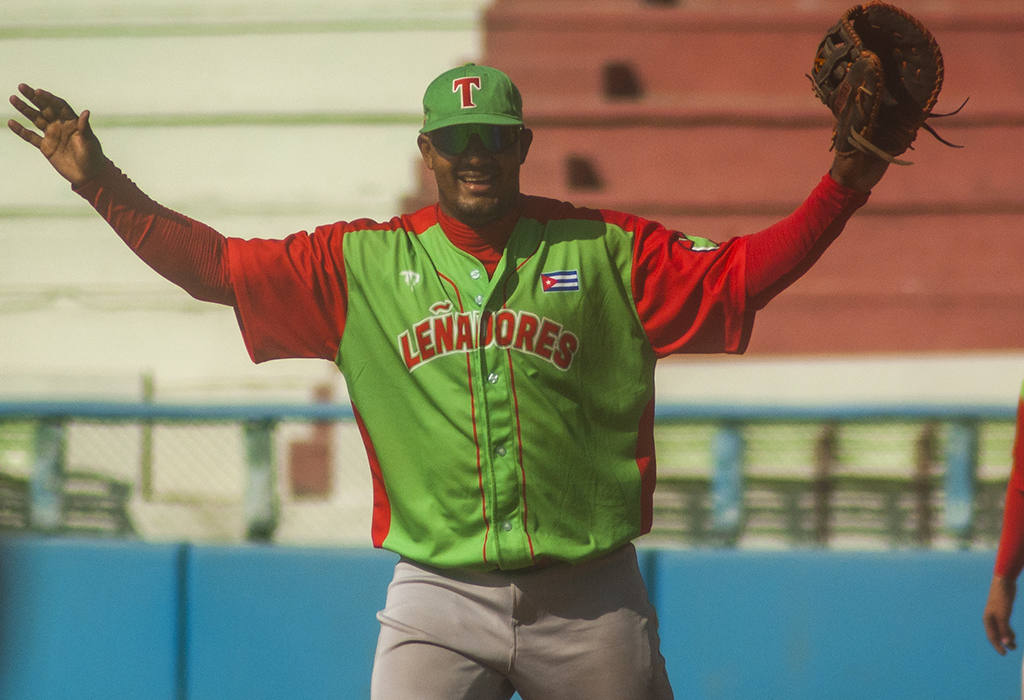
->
[407,0,1024,354]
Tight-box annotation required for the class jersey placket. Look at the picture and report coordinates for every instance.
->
[474,263,533,569]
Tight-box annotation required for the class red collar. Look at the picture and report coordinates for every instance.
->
[436,200,522,277]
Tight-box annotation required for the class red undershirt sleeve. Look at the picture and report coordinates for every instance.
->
[73,160,235,306]
[75,160,349,364]
[995,394,1024,579]
[744,174,869,308]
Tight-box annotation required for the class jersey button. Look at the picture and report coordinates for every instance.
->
[501,520,513,532]
[475,294,484,305]
[496,445,507,457]
[470,269,481,280]
[487,373,499,384]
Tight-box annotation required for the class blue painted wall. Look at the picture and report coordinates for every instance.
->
[654,550,1015,700]
[0,537,1016,700]
[0,537,182,700]
[186,545,397,700]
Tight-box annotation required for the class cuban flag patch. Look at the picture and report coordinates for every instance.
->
[541,270,580,293]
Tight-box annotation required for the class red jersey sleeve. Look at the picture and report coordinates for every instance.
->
[631,215,752,357]
[632,174,868,357]
[995,391,1024,579]
[229,225,349,364]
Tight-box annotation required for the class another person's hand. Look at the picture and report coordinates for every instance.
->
[8,84,106,187]
[829,149,889,194]
[984,575,1018,655]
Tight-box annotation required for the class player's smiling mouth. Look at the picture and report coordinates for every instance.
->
[458,172,496,192]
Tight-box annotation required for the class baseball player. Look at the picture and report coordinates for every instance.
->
[985,380,1024,662]
[8,64,888,699]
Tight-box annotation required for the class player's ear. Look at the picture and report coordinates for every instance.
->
[417,133,435,171]
[518,128,533,165]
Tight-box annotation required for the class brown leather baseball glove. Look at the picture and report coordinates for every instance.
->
[809,1,959,165]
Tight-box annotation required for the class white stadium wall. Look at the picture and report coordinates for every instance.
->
[0,0,487,403]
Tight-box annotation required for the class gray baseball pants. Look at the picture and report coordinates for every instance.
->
[370,543,674,700]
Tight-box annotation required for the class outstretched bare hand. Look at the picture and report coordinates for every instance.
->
[8,84,106,187]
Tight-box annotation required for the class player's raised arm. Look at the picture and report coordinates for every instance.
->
[8,83,235,307]
[8,83,107,187]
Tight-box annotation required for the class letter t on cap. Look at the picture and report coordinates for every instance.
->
[452,76,482,108]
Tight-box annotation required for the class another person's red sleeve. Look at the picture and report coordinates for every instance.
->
[995,393,1024,579]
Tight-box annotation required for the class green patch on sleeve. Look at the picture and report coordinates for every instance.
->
[683,234,719,252]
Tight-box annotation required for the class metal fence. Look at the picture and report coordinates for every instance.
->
[0,401,1015,550]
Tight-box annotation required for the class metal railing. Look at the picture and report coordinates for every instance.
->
[0,400,1015,549]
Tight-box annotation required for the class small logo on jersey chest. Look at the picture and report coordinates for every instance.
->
[541,270,579,293]
[400,270,421,289]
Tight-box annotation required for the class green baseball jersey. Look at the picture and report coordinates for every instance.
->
[229,195,751,569]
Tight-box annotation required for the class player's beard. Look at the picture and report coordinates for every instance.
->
[440,169,520,228]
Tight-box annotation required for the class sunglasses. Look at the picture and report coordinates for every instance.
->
[428,124,522,155]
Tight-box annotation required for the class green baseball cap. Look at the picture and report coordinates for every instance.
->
[420,63,524,133]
